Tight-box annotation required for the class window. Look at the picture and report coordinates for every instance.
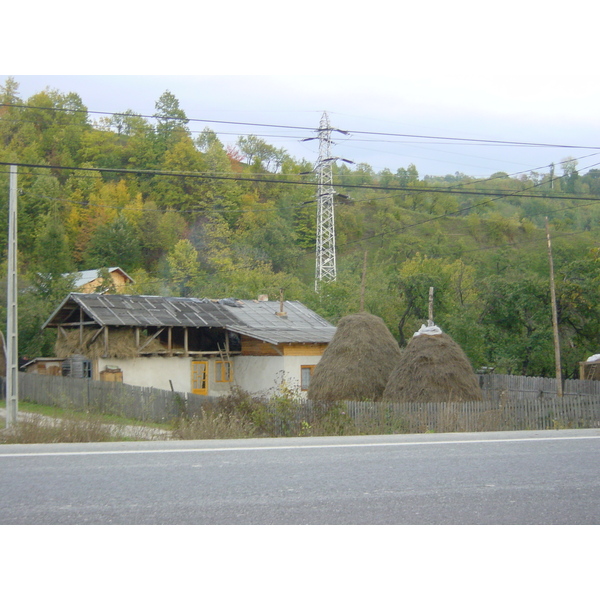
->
[301,365,316,391]
[215,361,233,383]
[83,360,92,379]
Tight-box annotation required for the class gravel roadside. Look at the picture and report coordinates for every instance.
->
[0,407,172,441]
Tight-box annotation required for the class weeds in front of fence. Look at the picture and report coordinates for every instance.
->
[5,372,600,444]
[171,408,257,440]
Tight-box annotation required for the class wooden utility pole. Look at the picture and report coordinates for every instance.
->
[360,250,368,312]
[545,217,563,397]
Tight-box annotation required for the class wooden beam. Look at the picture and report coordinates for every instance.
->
[88,326,105,346]
[53,321,98,327]
[428,287,434,326]
[79,307,84,345]
[138,328,165,352]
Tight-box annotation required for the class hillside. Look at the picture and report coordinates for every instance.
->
[2,76,600,378]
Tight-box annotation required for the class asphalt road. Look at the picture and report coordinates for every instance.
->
[1,429,599,524]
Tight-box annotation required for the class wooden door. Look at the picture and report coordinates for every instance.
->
[191,361,208,395]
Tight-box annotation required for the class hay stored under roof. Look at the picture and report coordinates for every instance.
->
[383,332,482,403]
[54,327,164,360]
[307,312,402,404]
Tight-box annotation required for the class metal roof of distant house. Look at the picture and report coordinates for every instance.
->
[43,293,336,345]
[69,267,134,288]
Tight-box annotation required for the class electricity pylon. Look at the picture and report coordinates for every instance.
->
[315,112,336,291]
[311,112,353,292]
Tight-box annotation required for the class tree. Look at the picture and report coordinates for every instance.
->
[237,135,288,172]
[0,77,23,151]
[83,215,143,273]
[23,89,90,167]
[166,239,202,297]
[390,254,483,366]
[33,212,73,277]
[153,90,189,154]
[19,173,62,258]
[137,203,187,272]
[561,157,580,194]
[479,274,554,375]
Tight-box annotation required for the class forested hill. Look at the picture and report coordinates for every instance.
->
[2,77,600,379]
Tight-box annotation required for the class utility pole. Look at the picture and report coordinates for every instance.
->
[545,217,563,398]
[360,250,368,312]
[6,165,18,428]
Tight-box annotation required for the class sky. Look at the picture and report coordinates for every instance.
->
[0,0,600,177]
[4,1,600,180]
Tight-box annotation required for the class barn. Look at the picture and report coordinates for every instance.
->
[41,293,336,397]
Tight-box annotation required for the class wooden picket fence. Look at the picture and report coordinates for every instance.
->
[5,372,600,434]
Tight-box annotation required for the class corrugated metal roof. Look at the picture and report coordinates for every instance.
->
[43,294,336,345]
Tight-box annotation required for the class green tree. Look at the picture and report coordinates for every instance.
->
[33,212,73,277]
[166,239,202,296]
[480,274,554,375]
[153,90,189,155]
[137,203,187,273]
[83,215,143,272]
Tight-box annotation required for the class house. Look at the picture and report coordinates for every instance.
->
[41,293,336,397]
[69,267,134,294]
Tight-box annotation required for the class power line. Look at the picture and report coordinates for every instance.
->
[3,102,600,152]
[3,160,600,204]
[333,160,600,249]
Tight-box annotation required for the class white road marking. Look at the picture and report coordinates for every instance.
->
[1,434,599,458]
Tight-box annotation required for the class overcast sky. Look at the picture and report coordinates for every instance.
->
[4,1,600,179]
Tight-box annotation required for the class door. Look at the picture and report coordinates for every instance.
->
[191,361,208,395]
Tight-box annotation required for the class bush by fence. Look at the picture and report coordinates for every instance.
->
[4,372,600,435]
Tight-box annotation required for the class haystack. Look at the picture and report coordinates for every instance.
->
[307,312,402,405]
[383,328,482,403]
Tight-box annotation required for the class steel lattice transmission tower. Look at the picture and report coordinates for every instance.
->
[316,111,350,291]
[302,112,351,292]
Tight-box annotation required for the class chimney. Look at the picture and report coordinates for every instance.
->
[275,288,287,318]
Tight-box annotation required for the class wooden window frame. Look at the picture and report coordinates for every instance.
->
[215,360,233,383]
[300,365,316,391]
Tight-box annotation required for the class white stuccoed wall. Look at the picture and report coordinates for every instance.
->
[96,353,324,397]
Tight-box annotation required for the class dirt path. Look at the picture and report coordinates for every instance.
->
[0,408,172,441]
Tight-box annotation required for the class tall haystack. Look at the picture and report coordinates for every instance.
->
[307,312,402,405]
[383,329,482,403]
